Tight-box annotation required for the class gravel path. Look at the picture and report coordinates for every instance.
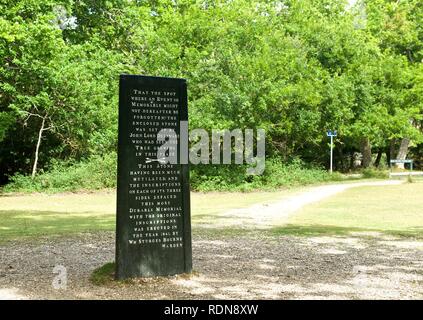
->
[208,180,404,229]
[1,180,421,300]
[1,231,422,300]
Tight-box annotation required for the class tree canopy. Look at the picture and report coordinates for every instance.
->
[0,0,422,184]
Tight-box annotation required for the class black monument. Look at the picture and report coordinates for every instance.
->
[116,75,192,279]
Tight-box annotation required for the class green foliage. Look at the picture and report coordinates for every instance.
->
[361,167,390,179]
[190,158,344,192]
[3,155,344,193]
[3,152,117,193]
[1,0,422,188]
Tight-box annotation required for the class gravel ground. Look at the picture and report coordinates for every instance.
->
[1,231,422,300]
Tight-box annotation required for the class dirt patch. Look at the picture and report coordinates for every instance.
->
[0,231,421,299]
[203,180,404,229]
[0,288,27,300]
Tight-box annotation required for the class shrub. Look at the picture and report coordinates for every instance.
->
[361,168,390,179]
[190,157,344,191]
[3,155,345,193]
[3,153,117,193]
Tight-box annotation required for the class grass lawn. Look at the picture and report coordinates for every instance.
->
[275,181,423,238]
[0,189,299,243]
[1,180,422,242]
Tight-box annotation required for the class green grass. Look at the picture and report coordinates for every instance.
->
[0,192,116,243]
[0,210,115,242]
[90,262,116,285]
[1,181,423,243]
[0,189,298,243]
[274,181,423,238]
[89,262,199,286]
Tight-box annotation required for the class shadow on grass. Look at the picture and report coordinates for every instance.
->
[192,226,261,238]
[2,209,422,244]
[272,224,423,239]
[0,210,115,244]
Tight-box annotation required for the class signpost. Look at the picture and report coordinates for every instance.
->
[390,159,413,171]
[326,130,337,174]
[389,159,415,178]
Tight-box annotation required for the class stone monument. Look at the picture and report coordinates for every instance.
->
[115,75,192,279]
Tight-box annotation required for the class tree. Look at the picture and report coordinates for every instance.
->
[0,1,122,179]
[363,0,423,166]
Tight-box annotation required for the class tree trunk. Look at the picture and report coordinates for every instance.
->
[31,116,46,179]
[360,137,372,168]
[395,138,410,169]
[374,150,382,167]
[389,139,396,159]
[337,144,344,171]
[387,139,396,167]
[349,152,354,171]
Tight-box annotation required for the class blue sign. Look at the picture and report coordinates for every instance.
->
[326,130,337,137]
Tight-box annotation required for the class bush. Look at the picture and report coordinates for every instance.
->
[3,153,117,193]
[361,168,390,179]
[190,157,344,191]
[3,155,345,193]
